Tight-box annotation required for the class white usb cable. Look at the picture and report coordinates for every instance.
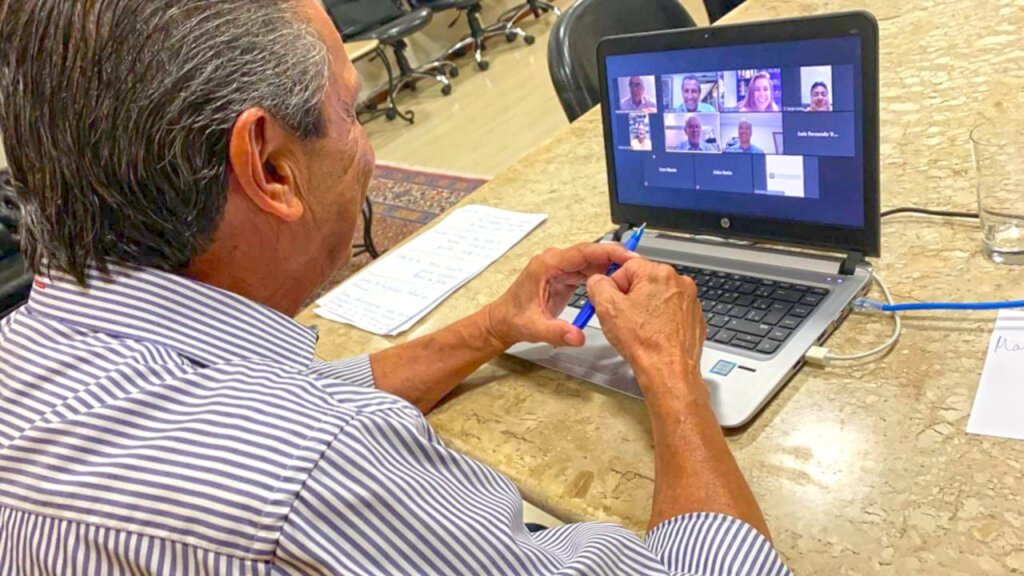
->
[805,274,902,366]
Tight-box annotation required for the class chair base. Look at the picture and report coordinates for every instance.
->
[358,44,460,124]
[439,4,541,71]
[497,0,561,25]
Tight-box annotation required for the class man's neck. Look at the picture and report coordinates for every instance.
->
[186,252,317,317]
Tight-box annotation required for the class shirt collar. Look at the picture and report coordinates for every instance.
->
[26,263,318,368]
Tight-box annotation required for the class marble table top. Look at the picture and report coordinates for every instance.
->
[344,39,379,63]
[302,0,1024,572]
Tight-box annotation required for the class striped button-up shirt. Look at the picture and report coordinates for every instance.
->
[0,264,792,575]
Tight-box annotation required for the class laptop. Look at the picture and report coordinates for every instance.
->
[508,12,880,427]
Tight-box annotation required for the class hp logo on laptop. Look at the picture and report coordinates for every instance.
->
[720,218,731,229]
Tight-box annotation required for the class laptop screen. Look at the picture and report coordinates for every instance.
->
[605,36,864,229]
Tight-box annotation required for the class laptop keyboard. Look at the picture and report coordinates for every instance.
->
[569,264,831,356]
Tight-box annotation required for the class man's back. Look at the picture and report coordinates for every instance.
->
[0,265,789,575]
[0,265,383,572]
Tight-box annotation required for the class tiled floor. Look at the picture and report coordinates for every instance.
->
[362,4,571,177]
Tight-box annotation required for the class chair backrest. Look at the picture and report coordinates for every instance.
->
[547,0,696,122]
[0,170,19,259]
[0,169,31,318]
[323,0,405,40]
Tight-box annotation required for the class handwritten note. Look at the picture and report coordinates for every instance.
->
[315,205,547,336]
[966,310,1024,440]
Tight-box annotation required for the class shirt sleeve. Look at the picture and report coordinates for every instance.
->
[273,401,792,576]
[307,355,376,389]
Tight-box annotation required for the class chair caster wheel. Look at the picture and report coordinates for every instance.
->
[441,84,452,96]
[386,108,397,121]
[506,32,517,43]
[524,35,536,45]
[477,60,490,71]
[448,67,460,78]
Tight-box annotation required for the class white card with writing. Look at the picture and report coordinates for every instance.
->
[967,310,1024,440]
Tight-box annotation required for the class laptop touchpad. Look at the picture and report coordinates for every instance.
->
[549,341,626,376]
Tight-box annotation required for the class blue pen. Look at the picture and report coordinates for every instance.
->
[572,223,646,329]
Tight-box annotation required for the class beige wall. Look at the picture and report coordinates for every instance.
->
[0,136,6,170]
[352,0,709,99]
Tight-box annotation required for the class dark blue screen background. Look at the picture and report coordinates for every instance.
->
[606,37,864,228]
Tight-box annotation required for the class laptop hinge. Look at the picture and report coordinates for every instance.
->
[612,222,635,242]
[839,250,865,276]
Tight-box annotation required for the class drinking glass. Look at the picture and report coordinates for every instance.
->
[971,120,1024,265]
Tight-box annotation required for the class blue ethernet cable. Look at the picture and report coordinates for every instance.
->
[855,299,1024,313]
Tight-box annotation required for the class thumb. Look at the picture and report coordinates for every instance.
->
[535,316,584,348]
[586,274,624,311]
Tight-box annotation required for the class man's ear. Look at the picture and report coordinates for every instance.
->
[227,108,305,222]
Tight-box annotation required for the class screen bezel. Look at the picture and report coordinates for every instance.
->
[597,11,880,257]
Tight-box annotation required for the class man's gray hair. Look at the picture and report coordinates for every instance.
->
[0,0,331,283]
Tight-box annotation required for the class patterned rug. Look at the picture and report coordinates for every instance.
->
[319,162,489,294]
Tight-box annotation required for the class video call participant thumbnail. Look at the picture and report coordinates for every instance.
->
[721,69,782,113]
[673,74,717,113]
[618,75,657,112]
[721,113,782,154]
[740,71,779,112]
[629,113,652,151]
[665,113,721,152]
[799,65,834,111]
[806,82,831,111]
[723,119,764,154]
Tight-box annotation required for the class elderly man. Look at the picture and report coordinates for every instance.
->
[0,1,791,574]
[725,119,765,154]
[630,120,652,151]
[619,75,658,112]
[679,115,718,152]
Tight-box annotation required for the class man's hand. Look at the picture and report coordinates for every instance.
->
[484,243,638,349]
[586,259,706,396]
[586,260,771,537]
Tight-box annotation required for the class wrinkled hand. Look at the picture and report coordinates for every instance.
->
[484,243,637,348]
[586,259,705,388]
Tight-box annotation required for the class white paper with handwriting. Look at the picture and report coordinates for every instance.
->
[315,205,546,336]
[967,310,1024,440]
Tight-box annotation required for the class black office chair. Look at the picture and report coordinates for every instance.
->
[411,0,535,71]
[547,0,696,122]
[0,169,32,318]
[495,0,561,29]
[325,0,457,124]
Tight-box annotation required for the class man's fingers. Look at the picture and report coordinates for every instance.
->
[544,243,638,276]
[606,257,649,293]
[586,274,625,309]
